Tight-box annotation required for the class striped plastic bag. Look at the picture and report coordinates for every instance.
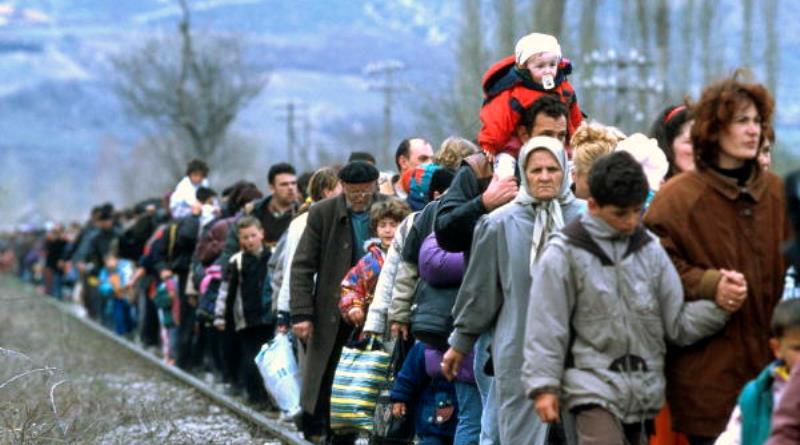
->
[330,336,391,433]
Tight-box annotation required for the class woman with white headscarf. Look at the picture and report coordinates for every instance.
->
[441,136,585,444]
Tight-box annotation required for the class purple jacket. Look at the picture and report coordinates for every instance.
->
[423,344,475,383]
[418,232,465,287]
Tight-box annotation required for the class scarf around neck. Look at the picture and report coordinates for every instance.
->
[513,137,576,267]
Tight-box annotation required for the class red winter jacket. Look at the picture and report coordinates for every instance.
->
[478,55,583,157]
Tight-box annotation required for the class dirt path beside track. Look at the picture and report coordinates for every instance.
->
[0,276,280,444]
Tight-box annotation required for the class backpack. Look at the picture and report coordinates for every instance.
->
[196,264,223,322]
[404,164,442,211]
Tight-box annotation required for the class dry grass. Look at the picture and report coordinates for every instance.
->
[0,276,276,444]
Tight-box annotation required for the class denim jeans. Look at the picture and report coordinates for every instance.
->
[474,332,499,445]
[453,381,482,445]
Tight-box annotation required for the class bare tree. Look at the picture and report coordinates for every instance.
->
[417,0,488,142]
[764,0,778,98]
[578,0,600,113]
[742,0,754,68]
[111,0,266,178]
[531,0,566,41]
[494,0,516,58]
[699,0,718,83]
[654,0,670,100]
[679,0,697,91]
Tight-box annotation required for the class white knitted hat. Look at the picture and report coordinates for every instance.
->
[515,33,562,66]
[615,133,669,191]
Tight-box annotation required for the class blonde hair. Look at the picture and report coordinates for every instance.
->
[434,137,479,170]
[571,122,625,175]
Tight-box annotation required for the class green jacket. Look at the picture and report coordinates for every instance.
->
[738,362,779,445]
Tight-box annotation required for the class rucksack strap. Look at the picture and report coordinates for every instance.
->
[463,153,493,192]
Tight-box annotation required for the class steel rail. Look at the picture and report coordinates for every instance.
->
[32,289,311,445]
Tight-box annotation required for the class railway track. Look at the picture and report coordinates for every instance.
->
[0,277,312,444]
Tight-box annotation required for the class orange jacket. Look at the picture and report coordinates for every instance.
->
[478,55,582,157]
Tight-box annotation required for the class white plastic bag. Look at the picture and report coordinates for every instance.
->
[254,333,301,415]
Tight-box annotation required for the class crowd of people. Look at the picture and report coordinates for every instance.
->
[2,31,800,445]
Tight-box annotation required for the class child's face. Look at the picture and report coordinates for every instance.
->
[376,218,399,249]
[525,52,560,85]
[237,225,264,254]
[189,171,206,186]
[104,256,118,270]
[589,200,643,236]
[770,327,800,370]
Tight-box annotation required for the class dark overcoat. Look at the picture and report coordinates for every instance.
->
[290,192,386,412]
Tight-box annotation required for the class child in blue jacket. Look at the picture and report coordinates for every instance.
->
[97,251,136,336]
[715,298,800,445]
[391,341,473,445]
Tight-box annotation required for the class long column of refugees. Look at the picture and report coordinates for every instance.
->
[4,32,800,445]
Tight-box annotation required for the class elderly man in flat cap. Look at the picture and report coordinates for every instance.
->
[290,161,387,444]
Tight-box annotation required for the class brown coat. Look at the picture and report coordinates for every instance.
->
[289,193,386,413]
[644,168,789,437]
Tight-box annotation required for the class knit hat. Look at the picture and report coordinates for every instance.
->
[404,163,442,211]
[515,32,562,66]
[338,161,379,184]
[615,133,669,191]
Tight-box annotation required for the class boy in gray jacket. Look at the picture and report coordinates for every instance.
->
[523,151,732,445]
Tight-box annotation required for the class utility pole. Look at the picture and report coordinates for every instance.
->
[364,60,407,166]
[274,100,307,169]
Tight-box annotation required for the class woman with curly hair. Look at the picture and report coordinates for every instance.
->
[570,121,625,199]
[644,73,790,445]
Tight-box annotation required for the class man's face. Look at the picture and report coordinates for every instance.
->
[342,181,376,213]
[517,113,569,151]
[237,225,264,255]
[270,173,298,206]
[530,114,568,144]
[588,199,643,236]
[399,138,434,173]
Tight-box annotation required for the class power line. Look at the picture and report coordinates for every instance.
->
[273,100,309,169]
[364,60,408,165]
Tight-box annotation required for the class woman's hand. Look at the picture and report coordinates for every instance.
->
[715,269,748,313]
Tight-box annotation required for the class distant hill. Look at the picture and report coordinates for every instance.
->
[0,0,798,225]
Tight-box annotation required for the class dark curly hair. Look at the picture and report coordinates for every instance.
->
[588,151,649,208]
[691,71,774,171]
[186,159,209,176]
